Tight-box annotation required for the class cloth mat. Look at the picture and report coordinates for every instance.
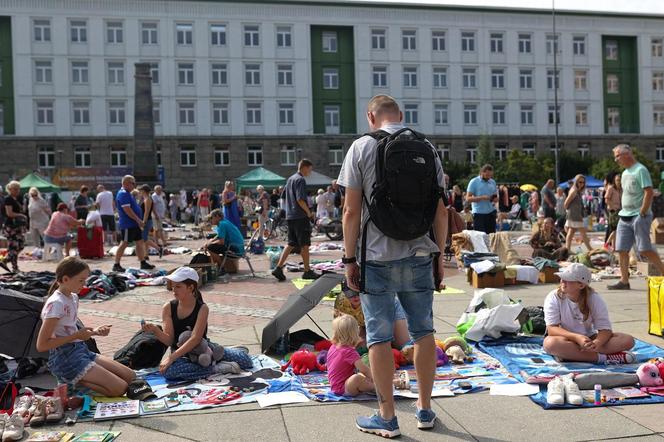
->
[478,336,664,409]
[292,278,465,300]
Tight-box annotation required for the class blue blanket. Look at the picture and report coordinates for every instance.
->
[478,336,664,409]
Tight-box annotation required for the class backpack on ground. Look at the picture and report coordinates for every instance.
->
[113,328,167,370]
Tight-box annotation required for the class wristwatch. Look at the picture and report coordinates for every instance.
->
[341,256,357,264]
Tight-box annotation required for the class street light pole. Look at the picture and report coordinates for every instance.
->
[552,0,560,184]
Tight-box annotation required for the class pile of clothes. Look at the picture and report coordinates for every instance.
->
[0,271,55,297]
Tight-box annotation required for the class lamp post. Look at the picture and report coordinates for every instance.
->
[552,0,560,184]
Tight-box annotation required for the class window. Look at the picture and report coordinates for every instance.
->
[437,144,450,162]
[461,32,475,52]
[404,103,419,125]
[245,63,261,86]
[74,146,91,168]
[280,145,297,165]
[72,101,90,125]
[653,72,664,91]
[107,61,125,85]
[214,146,230,166]
[36,101,53,124]
[402,66,417,87]
[495,144,508,160]
[71,61,88,84]
[153,101,160,124]
[212,102,229,125]
[607,74,620,93]
[180,146,196,167]
[605,40,618,60]
[329,145,344,165]
[178,62,194,85]
[434,104,448,125]
[247,145,263,166]
[432,31,446,51]
[608,107,620,131]
[110,146,127,167]
[246,102,262,124]
[70,20,87,43]
[574,70,587,90]
[492,104,506,125]
[371,29,386,50]
[38,146,55,168]
[324,105,340,134]
[33,19,51,42]
[547,69,559,90]
[520,104,534,125]
[402,30,416,51]
[653,38,663,58]
[277,64,293,86]
[491,69,505,89]
[578,143,590,158]
[462,68,476,88]
[34,60,52,83]
[176,23,193,45]
[322,31,338,52]
[657,144,664,163]
[372,66,387,87]
[149,62,159,84]
[106,21,123,44]
[575,105,588,126]
[211,63,227,86]
[519,69,533,89]
[466,146,477,164]
[432,67,447,88]
[463,104,477,125]
[490,33,503,53]
[573,36,586,55]
[518,33,531,53]
[141,22,158,45]
[279,102,294,125]
[546,35,559,55]
[276,26,292,48]
[654,105,664,126]
[548,104,560,125]
[244,25,260,47]
[108,101,126,124]
[210,24,226,46]
[178,102,195,125]
[322,68,338,89]
[522,143,535,156]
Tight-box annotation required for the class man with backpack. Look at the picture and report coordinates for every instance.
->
[338,95,448,438]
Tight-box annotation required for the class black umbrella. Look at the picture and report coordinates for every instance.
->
[261,273,343,353]
[0,288,47,359]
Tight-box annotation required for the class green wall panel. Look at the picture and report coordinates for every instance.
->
[602,36,638,134]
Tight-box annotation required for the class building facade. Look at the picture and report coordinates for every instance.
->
[1,0,664,188]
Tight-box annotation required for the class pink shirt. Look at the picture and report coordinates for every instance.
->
[326,344,360,395]
[44,212,76,238]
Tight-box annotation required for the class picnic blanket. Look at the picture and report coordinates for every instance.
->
[478,336,664,409]
[292,278,465,301]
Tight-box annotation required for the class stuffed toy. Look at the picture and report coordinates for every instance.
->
[281,349,326,374]
[637,363,663,387]
[401,345,414,365]
[177,329,224,367]
[435,339,446,352]
[361,349,406,369]
[317,350,328,367]
[575,362,663,390]
[443,336,473,364]
[436,346,449,366]
[314,340,332,352]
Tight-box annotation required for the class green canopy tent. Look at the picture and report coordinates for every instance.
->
[236,167,286,191]
[19,173,61,193]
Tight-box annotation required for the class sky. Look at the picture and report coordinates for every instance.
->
[344,0,664,15]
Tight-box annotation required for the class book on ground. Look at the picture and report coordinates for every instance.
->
[72,431,121,442]
[94,400,140,421]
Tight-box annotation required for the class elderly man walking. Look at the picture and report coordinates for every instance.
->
[113,175,154,272]
[608,144,664,289]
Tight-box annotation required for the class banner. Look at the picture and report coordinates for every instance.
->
[52,168,132,190]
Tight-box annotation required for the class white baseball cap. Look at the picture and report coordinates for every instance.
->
[165,266,199,283]
[555,263,591,286]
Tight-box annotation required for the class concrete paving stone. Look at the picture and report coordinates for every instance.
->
[610,403,664,433]
[110,420,193,441]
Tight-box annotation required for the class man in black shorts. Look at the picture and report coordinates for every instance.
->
[272,159,319,281]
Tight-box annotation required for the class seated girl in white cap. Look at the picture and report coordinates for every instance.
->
[141,266,253,380]
[543,263,635,364]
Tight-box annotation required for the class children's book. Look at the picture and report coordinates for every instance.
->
[141,398,169,414]
[453,367,493,378]
[94,400,140,421]
[299,373,330,388]
[72,431,121,442]
[27,432,75,442]
[613,387,650,399]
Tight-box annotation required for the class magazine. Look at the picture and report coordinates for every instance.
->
[27,432,75,442]
[94,400,140,421]
[141,398,169,414]
[72,431,121,442]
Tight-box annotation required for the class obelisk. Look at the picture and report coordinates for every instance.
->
[133,63,157,184]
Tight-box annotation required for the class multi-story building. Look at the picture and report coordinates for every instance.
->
[0,0,663,188]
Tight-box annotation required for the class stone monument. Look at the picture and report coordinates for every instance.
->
[133,63,157,184]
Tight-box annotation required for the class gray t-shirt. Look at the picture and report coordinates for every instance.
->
[283,172,308,220]
[541,186,555,210]
[337,123,445,262]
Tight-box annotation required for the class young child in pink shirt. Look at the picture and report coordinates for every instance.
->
[326,314,374,396]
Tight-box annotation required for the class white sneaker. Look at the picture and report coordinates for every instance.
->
[3,413,25,442]
[562,375,583,405]
[547,376,565,405]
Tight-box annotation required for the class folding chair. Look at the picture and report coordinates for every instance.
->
[219,241,256,277]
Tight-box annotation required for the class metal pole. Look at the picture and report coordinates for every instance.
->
[552,0,560,184]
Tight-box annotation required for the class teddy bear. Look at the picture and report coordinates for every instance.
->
[177,329,224,367]
[400,343,449,367]
[281,349,326,374]
[443,336,473,364]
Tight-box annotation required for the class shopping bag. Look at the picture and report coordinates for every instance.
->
[648,276,664,336]
[464,303,525,342]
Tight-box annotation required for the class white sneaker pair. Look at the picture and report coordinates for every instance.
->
[547,375,582,406]
[1,413,25,442]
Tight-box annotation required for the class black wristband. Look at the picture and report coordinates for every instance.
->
[341,256,357,264]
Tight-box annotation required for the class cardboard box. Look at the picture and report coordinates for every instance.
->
[471,270,505,289]
[223,258,240,274]
[539,267,560,284]
[651,218,664,244]
[637,261,662,277]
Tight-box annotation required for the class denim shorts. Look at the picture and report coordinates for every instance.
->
[47,341,97,385]
[43,234,72,245]
[360,255,435,347]
[142,219,153,242]
[616,213,654,253]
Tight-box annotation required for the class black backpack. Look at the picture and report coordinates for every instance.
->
[113,328,167,370]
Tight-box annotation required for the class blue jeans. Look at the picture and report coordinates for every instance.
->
[360,255,435,347]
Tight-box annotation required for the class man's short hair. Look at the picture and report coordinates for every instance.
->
[80,185,88,193]
[613,144,632,154]
[299,159,313,169]
[122,175,135,185]
[367,95,400,116]
[208,208,224,220]
[480,164,493,173]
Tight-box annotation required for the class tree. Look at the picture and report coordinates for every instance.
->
[476,134,493,167]
[589,147,661,188]
[494,150,554,187]
[444,160,473,190]
[557,151,593,182]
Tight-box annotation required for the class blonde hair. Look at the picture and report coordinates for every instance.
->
[556,283,592,320]
[6,180,20,191]
[367,95,400,116]
[332,314,360,347]
[29,187,40,197]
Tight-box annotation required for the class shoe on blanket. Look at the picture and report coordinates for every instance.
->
[214,361,242,374]
[562,375,583,405]
[3,413,25,442]
[356,412,401,438]
[546,377,565,405]
[606,351,635,364]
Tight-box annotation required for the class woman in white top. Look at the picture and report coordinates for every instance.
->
[28,187,51,246]
[543,263,635,364]
[315,188,328,219]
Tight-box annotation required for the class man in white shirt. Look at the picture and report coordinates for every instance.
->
[151,185,168,248]
[95,185,116,245]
